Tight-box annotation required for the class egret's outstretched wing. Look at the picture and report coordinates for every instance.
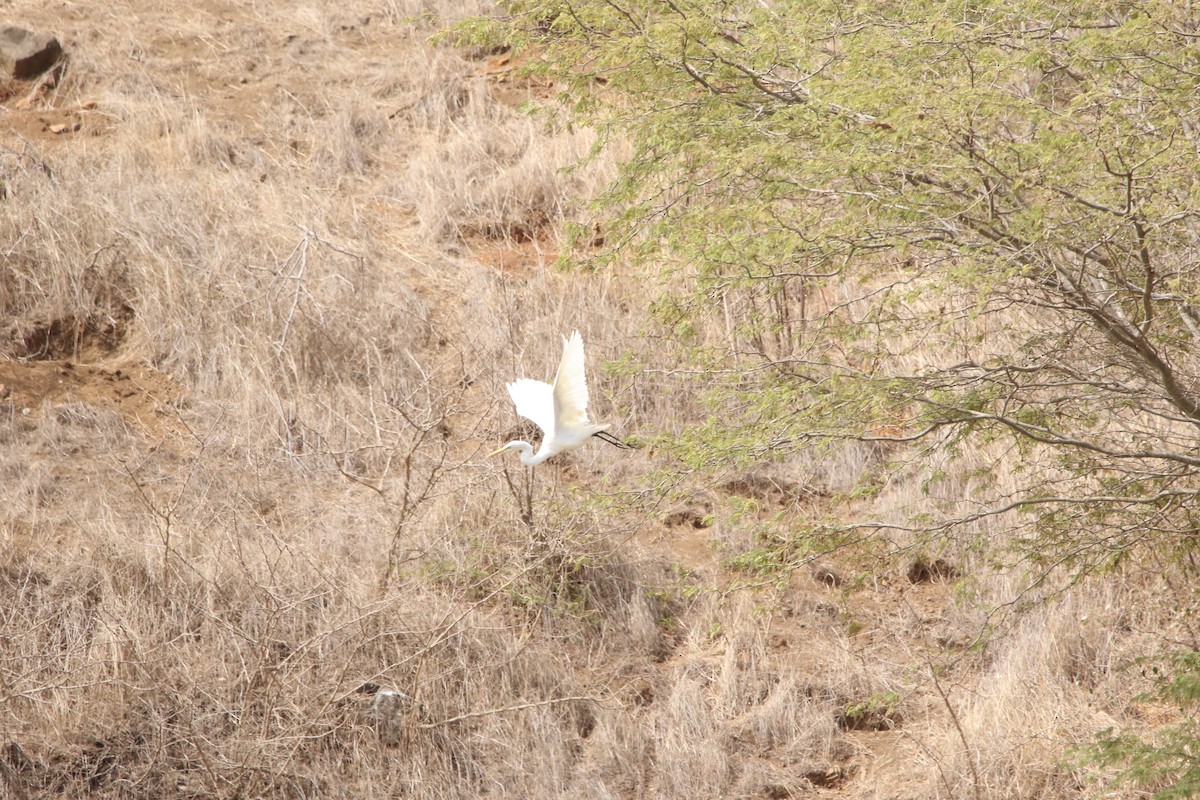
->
[506,378,555,437]
[552,330,591,429]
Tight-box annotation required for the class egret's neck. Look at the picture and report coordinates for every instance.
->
[511,440,552,466]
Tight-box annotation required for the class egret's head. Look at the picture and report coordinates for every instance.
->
[489,441,520,457]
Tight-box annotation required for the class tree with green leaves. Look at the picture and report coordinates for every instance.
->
[462,1,1200,789]
[466,0,1200,572]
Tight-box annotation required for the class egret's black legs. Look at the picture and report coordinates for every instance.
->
[593,430,633,449]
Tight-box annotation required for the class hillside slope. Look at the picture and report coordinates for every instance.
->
[0,2,1179,798]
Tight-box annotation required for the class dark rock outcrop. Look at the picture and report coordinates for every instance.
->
[0,26,63,80]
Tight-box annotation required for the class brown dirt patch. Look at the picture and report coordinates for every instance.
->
[476,46,557,108]
[469,235,560,275]
[0,104,107,142]
[0,359,183,437]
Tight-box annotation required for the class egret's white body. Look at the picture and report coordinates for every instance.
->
[491,331,619,466]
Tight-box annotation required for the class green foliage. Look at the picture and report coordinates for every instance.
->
[457,3,1200,783]
[724,520,862,580]
[1087,651,1200,798]
[841,689,902,731]
[468,0,1200,579]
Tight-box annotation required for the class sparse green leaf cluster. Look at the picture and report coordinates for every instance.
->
[1090,651,1200,798]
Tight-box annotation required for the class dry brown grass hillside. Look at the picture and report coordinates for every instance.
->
[0,2,1186,799]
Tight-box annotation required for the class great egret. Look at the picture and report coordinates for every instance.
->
[491,330,628,466]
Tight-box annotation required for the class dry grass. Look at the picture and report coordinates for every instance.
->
[0,1,1183,799]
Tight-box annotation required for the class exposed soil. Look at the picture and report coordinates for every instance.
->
[0,359,181,436]
[0,301,178,437]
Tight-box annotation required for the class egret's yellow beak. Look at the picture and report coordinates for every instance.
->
[489,446,507,457]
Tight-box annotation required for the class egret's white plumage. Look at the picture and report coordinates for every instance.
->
[492,330,623,465]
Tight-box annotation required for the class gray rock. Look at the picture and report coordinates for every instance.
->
[0,26,63,80]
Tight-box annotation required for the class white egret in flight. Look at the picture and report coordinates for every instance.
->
[491,330,629,466]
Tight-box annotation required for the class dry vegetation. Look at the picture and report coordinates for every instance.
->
[0,1,1185,798]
